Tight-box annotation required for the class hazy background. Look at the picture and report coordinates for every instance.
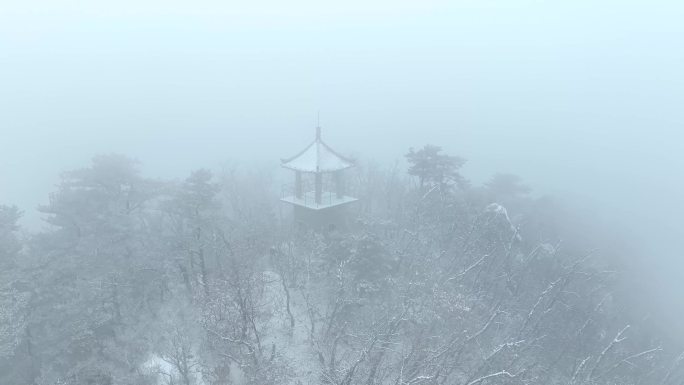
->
[1,0,682,334]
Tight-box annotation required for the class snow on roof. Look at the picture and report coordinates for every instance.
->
[281,129,354,172]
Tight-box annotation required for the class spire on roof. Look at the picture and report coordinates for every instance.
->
[281,126,354,173]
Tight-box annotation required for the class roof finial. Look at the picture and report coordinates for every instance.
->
[316,111,321,140]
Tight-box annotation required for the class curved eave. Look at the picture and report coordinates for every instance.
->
[280,138,355,173]
[319,139,355,164]
[281,140,316,164]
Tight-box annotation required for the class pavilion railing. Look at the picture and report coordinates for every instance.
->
[281,183,349,208]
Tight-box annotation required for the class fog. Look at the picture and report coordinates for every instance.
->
[1,1,683,382]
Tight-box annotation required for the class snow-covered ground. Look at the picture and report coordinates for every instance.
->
[261,270,320,385]
[140,270,321,385]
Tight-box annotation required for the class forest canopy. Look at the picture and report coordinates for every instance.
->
[0,147,681,385]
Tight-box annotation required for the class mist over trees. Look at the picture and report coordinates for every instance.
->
[0,147,681,385]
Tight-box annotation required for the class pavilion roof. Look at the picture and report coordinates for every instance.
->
[281,128,354,173]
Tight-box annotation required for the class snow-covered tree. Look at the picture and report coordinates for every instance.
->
[1,152,681,385]
[405,144,466,189]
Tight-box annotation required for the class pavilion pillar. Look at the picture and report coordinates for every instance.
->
[295,171,302,199]
[315,172,322,204]
[335,171,344,199]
